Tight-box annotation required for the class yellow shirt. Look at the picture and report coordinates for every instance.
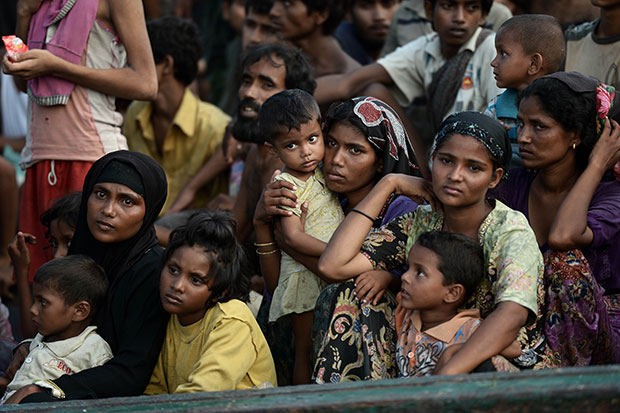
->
[144,300,277,394]
[123,89,231,213]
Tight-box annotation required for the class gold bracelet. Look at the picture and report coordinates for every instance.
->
[256,248,280,255]
[254,241,276,247]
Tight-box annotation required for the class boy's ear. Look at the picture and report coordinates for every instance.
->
[444,284,465,304]
[528,53,544,76]
[488,167,504,189]
[311,8,329,29]
[264,142,279,158]
[72,301,91,322]
[162,55,175,76]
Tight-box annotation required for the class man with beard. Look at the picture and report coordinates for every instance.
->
[335,0,402,65]
[160,44,316,244]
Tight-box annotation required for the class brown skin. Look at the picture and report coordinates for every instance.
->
[517,96,620,250]
[5,0,157,100]
[317,133,528,375]
[270,0,360,77]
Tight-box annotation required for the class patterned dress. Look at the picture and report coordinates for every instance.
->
[314,200,554,383]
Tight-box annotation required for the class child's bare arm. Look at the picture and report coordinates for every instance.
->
[8,232,37,338]
[314,63,392,106]
[279,213,326,257]
[5,0,157,101]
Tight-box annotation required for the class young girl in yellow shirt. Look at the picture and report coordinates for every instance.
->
[145,211,276,394]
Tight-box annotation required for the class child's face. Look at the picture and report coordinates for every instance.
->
[490,29,532,90]
[270,117,325,179]
[87,182,146,244]
[425,0,487,52]
[401,243,449,310]
[31,283,79,341]
[160,245,214,326]
[431,133,502,209]
[47,218,74,259]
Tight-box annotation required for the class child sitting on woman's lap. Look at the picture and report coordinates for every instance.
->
[396,231,520,377]
[145,211,276,394]
[2,256,112,403]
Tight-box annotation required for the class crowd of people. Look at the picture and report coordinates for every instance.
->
[0,0,618,404]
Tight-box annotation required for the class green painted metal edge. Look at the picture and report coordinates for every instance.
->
[5,365,620,412]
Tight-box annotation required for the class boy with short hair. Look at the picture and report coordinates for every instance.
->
[486,14,565,167]
[123,17,231,215]
[315,0,501,160]
[1,255,112,403]
[396,231,519,377]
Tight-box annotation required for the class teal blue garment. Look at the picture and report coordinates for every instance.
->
[494,88,521,168]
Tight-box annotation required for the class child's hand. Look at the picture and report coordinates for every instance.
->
[2,49,60,80]
[8,232,34,275]
[354,270,393,305]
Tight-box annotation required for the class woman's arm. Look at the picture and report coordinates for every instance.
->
[434,301,529,375]
[548,119,620,250]
[4,0,157,101]
[318,174,436,281]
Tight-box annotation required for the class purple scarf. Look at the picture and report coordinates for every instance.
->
[27,0,99,106]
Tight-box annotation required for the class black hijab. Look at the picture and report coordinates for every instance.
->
[68,151,167,282]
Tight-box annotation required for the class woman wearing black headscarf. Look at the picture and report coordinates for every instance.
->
[316,111,554,379]
[18,151,169,402]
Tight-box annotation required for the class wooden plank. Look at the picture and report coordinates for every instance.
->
[5,365,620,412]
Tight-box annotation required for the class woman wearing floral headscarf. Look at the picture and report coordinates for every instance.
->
[254,97,421,384]
[495,72,620,366]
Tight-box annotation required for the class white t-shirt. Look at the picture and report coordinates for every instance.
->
[378,27,502,118]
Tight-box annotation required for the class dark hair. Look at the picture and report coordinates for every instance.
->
[164,211,250,308]
[427,0,492,14]
[34,255,108,317]
[519,77,597,170]
[245,0,274,14]
[416,231,484,301]
[147,17,203,86]
[40,192,81,240]
[497,15,565,74]
[299,0,350,35]
[240,44,316,94]
[260,89,321,143]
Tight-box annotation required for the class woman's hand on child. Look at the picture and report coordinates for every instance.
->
[354,270,393,306]
[8,232,34,275]
[434,343,464,375]
[254,171,298,226]
[2,49,61,80]
[589,118,620,172]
